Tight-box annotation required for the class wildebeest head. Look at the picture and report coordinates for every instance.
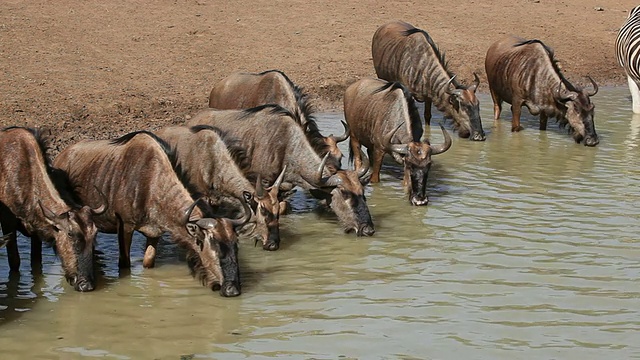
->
[252,166,286,251]
[184,195,250,297]
[446,74,486,141]
[310,151,375,236]
[38,200,105,292]
[555,77,599,146]
[385,123,452,206]
[305,120,350,173]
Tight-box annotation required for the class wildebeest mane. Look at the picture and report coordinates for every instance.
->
[240,104,295,119]
[514,39,577,92]
[403,28,458,86]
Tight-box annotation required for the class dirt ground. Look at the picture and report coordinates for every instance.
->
[0,0,637,154]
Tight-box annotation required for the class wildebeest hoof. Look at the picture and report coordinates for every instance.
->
[263,242,279,251]
[511,125,524,132]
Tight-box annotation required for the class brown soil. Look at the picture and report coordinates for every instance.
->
[0,0,636,154]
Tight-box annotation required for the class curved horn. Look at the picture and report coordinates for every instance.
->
[268,165,287,191]
[430,124,453,155]
[468,72,480,92]
[555,83,576,102]
[329,121,350,143]
[255,174,265,199]
[183,197,203,225]
[445,75,457,95]
[356,147,372,180]
[315,152,330,185]
[229,191,253,227]
[383,122,409,155]
[586,76,598,96]
[39,200,63,221]
[90,185,108,215]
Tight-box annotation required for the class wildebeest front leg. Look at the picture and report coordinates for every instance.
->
[350,136,363,170]
[539,113,548,131]
[0,213,20,271]
[510,102,524,132]
[490,90,502,121]
[424,98,433,126]
[142,237,159,268]
[117,219,134,269]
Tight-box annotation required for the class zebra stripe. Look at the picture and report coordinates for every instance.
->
[616,5,640,83]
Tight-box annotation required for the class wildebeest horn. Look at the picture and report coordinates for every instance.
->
[356,147,372,180]
[430,124,453,155]
[555,83,576,102]
[384,122,409,155]
[586,76,598,96]
[255,174,265,199]
[0,232,13,248]
[229,191,253,227]
[90,185,108,215]
[329,121,350,143]
[39,200,64,221]
[268,165,287,191]
[183,197,203,224]
[445,75,458,95]
[315,152,330,185]
[468,72,480,92]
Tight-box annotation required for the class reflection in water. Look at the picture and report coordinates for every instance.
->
[0,88,640,359]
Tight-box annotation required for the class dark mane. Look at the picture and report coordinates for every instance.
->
[403,27,459,87]
[240,104,295,119]
[188,125,251,174]
[515,39,576,91]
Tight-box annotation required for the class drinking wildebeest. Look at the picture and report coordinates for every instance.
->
[187,105,376,236]
[372,20,485,141]
[485,35,599,146]
[53,131,249,297]
[344,78,452,206]
[208,69,349,172]
[0,126,103,292]
[155,125,287,251]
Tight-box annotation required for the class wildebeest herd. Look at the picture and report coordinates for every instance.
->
[1,14,637,297]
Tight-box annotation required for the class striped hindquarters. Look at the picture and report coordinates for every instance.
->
[616,5,640,82]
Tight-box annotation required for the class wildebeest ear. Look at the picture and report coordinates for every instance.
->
[186,223,200,237]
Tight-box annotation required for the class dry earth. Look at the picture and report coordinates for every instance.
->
[0,0,637,154]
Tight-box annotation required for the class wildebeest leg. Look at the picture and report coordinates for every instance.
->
[30,233,42,268]
[511,102,524,132]
[350,136,363,170]
[117,218,133,269]
[490,90,502,121]
[142,237,159,268]
[540,113,548,131]
[370,148,385,183]
[424,98,433,126]
[0,211,20,272]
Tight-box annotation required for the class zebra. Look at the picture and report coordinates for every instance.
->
[616,5,640,113]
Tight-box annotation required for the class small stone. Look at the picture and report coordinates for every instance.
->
[594,6,604,11]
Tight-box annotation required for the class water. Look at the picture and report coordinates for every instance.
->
[1,88,639,359]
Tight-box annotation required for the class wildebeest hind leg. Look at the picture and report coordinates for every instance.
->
[490,90,502,121]
[142,237,159,268]
[349,136,363,170]
[370,149,385,183]
[30,234,42,268]
[511,103,524,132]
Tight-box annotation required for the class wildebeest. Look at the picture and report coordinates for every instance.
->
[485,35,599,146]
[371,20,485,141]
[155,125,286,251]
[187,105,376,236]
[344,78,452,206]
[52,131,249,297]
[208,69,349,171]
[0,127,103,292]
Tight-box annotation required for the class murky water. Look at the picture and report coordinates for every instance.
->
[1,88,639,359]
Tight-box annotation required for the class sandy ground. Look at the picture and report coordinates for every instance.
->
[0,0,637,154]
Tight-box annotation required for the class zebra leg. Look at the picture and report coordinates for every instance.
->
[628,76,640,114]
